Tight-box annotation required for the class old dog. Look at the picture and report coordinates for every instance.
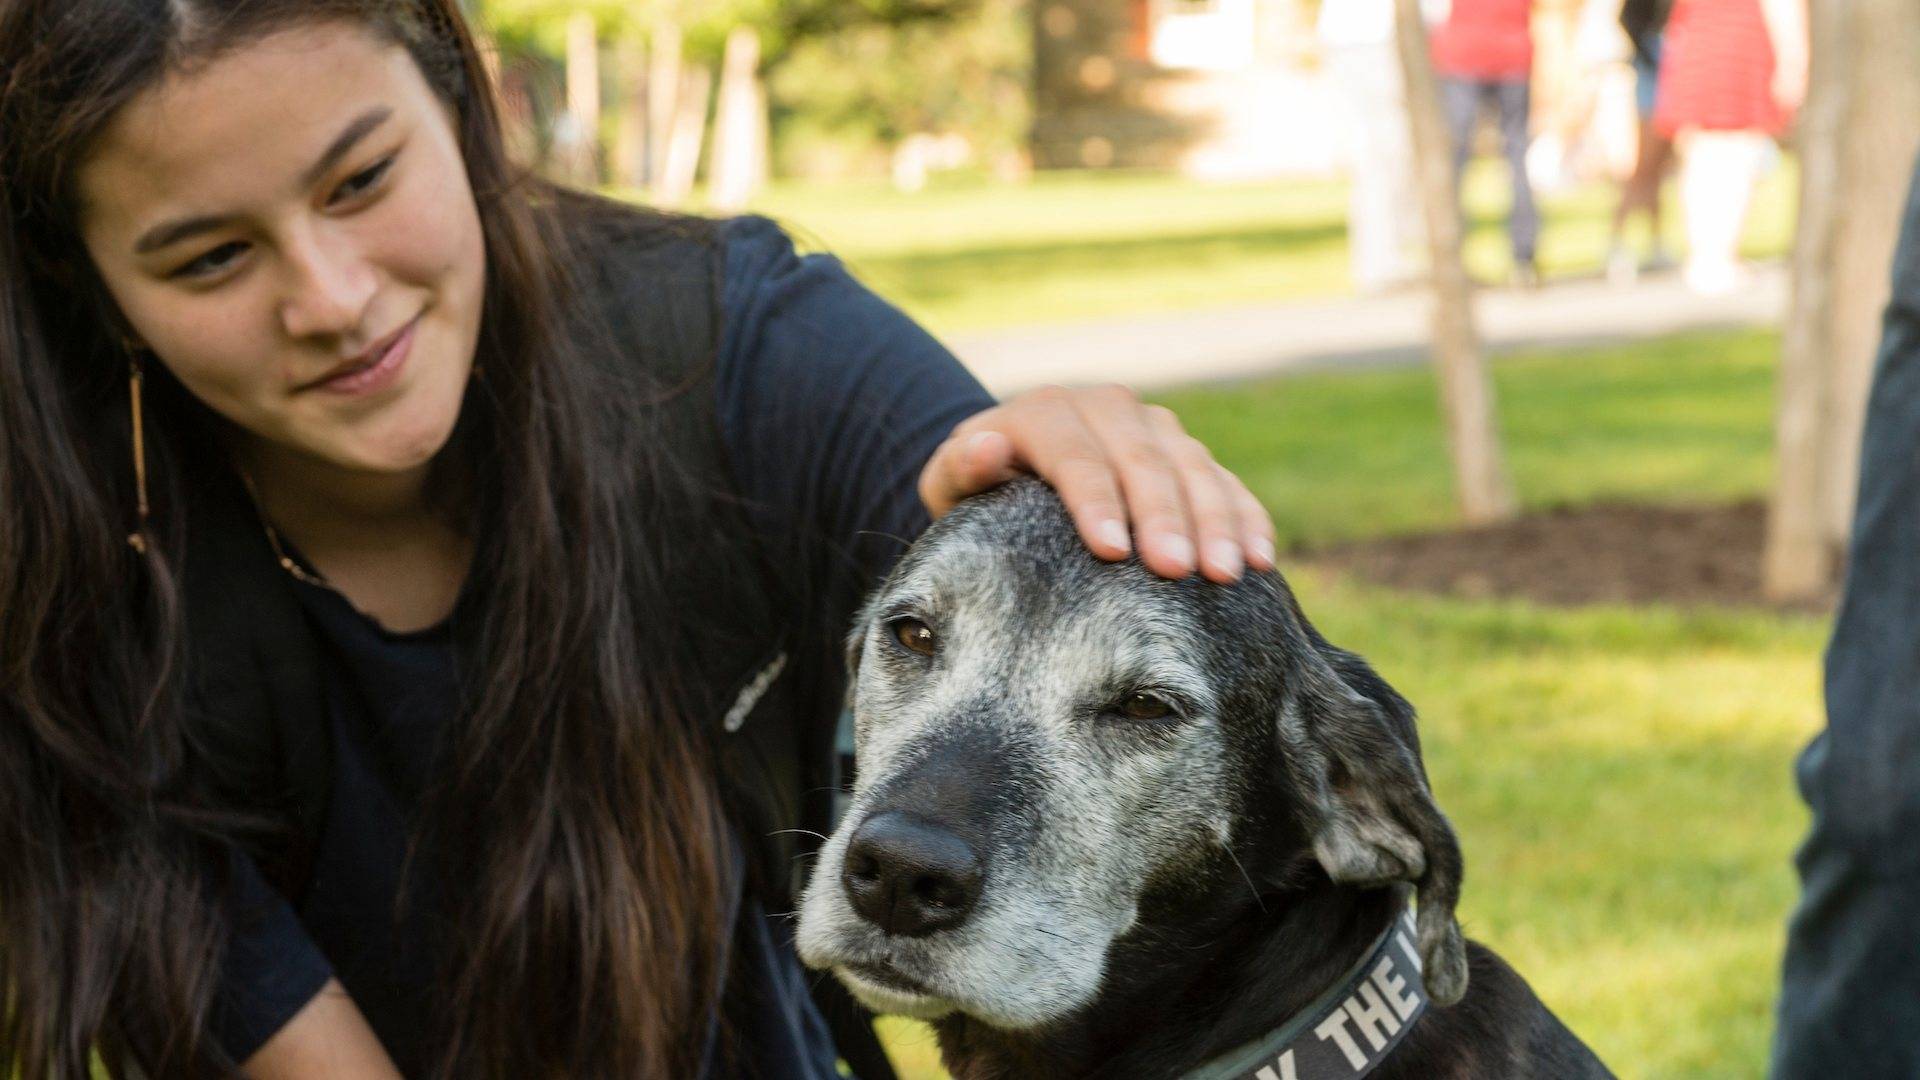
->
[796,480,1611,1078]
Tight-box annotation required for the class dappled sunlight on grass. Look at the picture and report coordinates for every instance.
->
[1526,924,1788,1077]
[1158,328,1780,548]
[873,1017,947,1078]
[1291,571,1819,1078]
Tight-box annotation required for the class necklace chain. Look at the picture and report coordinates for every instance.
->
[235,467,344,595]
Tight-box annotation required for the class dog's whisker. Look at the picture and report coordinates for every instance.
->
[852,528,914,549]
[1223,844,1268,914]
[767,827,831,842]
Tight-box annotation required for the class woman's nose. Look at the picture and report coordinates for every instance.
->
[278,227,377,341]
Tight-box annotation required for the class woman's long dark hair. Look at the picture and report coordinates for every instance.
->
[0,2,732,1075]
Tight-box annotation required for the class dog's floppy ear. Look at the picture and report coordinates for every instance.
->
[1273,613,1468,1006]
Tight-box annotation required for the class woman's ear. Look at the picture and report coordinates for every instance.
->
[1273,633,1469,1006]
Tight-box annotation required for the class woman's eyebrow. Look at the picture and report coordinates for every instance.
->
[131,105,395,255]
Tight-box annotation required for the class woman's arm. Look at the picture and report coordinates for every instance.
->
[239,979,403,1080]
[714,215,1276,587]
[1760,0,1809,114]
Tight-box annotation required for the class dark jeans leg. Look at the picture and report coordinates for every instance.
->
[1772,152,1920,1079]
[1439,77,1479,177]
[1439,76,1480,239]
[1493,77,1537,264]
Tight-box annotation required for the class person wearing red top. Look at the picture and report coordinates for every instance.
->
[1431,0,1540,286]
[1653,0,1807,293]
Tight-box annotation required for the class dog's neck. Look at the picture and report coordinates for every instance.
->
[931,864,1405,1080]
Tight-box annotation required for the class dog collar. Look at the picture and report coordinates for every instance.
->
[1180,906,1428,1080]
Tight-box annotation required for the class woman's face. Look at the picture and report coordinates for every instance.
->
[76,19,485,478]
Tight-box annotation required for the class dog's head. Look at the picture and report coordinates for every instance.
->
[795,480,1466,1032]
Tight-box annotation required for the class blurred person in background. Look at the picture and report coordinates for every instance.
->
[1320,0,1423,294]
[1607,0,1677,283]
[1773,152,1920,1080]
[1432,0,1542,288]
[1653,0,1807,294]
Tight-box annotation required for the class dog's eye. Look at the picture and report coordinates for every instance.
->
[1118,692,1176,721]
[890,617,937,657]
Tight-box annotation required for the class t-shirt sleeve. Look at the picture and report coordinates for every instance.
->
[208,845,336,1064]
[714,214,995,596]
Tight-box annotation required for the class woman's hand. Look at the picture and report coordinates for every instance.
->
[919,385,1276,583]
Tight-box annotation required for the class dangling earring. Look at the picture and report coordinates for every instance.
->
[125,348,151,554]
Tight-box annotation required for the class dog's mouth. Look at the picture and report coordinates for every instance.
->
[847,958,930,994]
[833,958,957,1021]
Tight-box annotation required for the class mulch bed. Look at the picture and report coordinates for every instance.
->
[1303,501,1837,614]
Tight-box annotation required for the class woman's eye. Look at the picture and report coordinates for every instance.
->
[171,241,247,280]
[890,618,936,658]
[330,155,395,204]
[1117,692,1176,721]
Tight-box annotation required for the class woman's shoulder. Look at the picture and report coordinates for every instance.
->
[547,188,799,278]
[549,188,725,273]
[548,190,811,292]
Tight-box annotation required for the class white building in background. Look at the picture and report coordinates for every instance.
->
[1032,0,1344,179]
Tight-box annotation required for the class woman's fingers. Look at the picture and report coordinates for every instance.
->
[917,386,1276,581]
[1139,404,1244,582]
[918,428,1019,519]
[994,387,1136,560]
[1224,464,1278,571]
[1070,388,1197,577]
[923,390,1133,560]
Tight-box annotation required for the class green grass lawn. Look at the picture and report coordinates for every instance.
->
[1159,327,1780,549]
[878,327,1824,1079]
[706,161,1797,335]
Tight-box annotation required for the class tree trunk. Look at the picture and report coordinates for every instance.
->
[1393,0,1517,524]
[1819,0,1920,546]
[647,21,685,197]
[707,25,769,212]
[1766,0,1920,601]
[656,65,712,208]
[562,11,602,186]
[611,35,648,192]
[1764,0,1848,602]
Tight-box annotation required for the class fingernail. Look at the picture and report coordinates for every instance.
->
[1205,539,1244,578]
[1097,520,1132,554]
[1160,534,1195,573]
[1251,537,1276,568]
[966,431,999,454]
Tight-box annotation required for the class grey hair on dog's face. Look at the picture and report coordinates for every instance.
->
[795,479,1466,1031]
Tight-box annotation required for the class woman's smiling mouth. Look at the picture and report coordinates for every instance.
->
[303,315,419,396]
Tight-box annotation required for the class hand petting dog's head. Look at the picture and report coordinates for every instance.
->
[795,479,1467,1033]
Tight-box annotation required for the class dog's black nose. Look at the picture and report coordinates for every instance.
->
[842,811,983,937]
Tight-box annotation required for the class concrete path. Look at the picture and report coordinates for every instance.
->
[947,264,1786,398]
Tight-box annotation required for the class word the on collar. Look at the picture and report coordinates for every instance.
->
[1183,907,1429,1080]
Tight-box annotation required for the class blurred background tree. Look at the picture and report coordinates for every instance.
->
[768,0,1029,185]
[1765,0,1920,602]
[474,0,1011,204]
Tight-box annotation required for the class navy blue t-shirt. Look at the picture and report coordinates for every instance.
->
[210,215,994,1073]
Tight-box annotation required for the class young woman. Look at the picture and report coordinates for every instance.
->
[0,2,1277,1077]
